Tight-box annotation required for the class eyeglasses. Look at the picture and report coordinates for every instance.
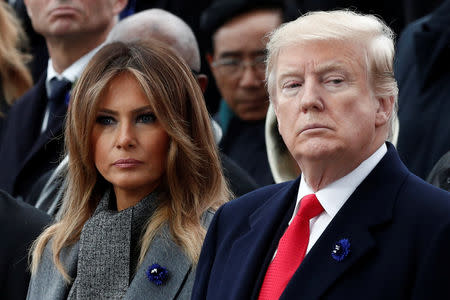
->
[211,55,266,77]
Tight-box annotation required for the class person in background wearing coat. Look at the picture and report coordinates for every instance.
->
[201,0,284,186]
[192,10,450,300]
[0,1,33,139]
[395,0,450,180]
[0,0,128,201]
[27,41,231,299]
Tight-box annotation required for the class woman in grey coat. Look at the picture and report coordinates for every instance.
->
[27,41,231,300]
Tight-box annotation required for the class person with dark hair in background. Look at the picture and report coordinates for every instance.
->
[395,0,450,180]
[0,0,128,201]
[201,0,285,186]
[0,1,33,138]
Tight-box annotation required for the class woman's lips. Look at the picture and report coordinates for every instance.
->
[113,158,143,168]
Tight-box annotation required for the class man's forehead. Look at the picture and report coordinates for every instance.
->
[275,41,365,76]
[277,60,353,76]
[212,9,281,53]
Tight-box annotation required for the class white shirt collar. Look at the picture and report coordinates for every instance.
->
[295,143,387,219]
[45,44,104,91]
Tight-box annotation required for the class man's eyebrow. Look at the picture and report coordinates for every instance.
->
[276,61,352,81]
[277,66,303,81]
[219,51,243,58]
[219,49,266,58]
[315,61,351,75]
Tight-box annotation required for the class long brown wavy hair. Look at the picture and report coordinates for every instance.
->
[0,2,32,114]
[31,41,231,281]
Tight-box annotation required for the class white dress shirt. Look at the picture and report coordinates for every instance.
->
[289,143,387,254]
[41,45,103,132]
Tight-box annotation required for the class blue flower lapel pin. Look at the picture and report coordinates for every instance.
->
[146,263,169,286]
[331,238,350,262]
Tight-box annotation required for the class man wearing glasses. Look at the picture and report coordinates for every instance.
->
[201,0,283,186]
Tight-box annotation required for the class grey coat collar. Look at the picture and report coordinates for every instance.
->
[26,212,214,300]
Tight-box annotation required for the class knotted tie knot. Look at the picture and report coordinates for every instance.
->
[297,193,323,221]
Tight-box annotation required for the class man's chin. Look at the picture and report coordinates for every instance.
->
[293,141,342,162]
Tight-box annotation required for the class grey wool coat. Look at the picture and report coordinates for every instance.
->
[27,212,214,300]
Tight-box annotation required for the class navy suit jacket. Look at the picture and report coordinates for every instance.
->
[0,72,68,200]
[192,143,450,299]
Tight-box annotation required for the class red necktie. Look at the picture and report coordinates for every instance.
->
[258,194,324,300]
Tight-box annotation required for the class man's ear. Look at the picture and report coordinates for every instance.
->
[196,74,208,93]
[375,95,394,127]
[113,0,129,15]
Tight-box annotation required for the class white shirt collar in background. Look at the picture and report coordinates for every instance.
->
[45,43,104,93]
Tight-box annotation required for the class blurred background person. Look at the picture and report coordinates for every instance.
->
[0,1,33,139]
[201,0,284,186]
[27,41,231,299]
[0,0,128,201]
[395,0,450,180]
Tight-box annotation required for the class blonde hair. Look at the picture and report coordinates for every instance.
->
[266,10,398,140]
[0,2,32,114]
[31,41,230,281]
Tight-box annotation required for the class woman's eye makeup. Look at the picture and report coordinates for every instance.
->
[95,111,156,125]
[136,112,156,124]
[96,115,116,125]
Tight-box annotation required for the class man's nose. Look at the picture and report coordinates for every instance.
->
[238,64,264,88]
[116,122,136,149]
[300,80,324,112]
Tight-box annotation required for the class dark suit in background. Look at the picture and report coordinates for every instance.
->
[395,0,450,179]
[427,150,450,191]
[0,0,127,201]
[0,189,51,300]
[0,72,68,200]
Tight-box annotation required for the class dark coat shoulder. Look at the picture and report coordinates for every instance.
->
[0,189,51,300]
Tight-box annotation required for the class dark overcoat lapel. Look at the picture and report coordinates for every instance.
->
[193,143,450,300]
[219,177,299,299]
[280,145,404,299]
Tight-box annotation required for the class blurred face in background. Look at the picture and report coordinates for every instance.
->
[91,73,169,208]
[24,0,126,39]
[208,9,281,121]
